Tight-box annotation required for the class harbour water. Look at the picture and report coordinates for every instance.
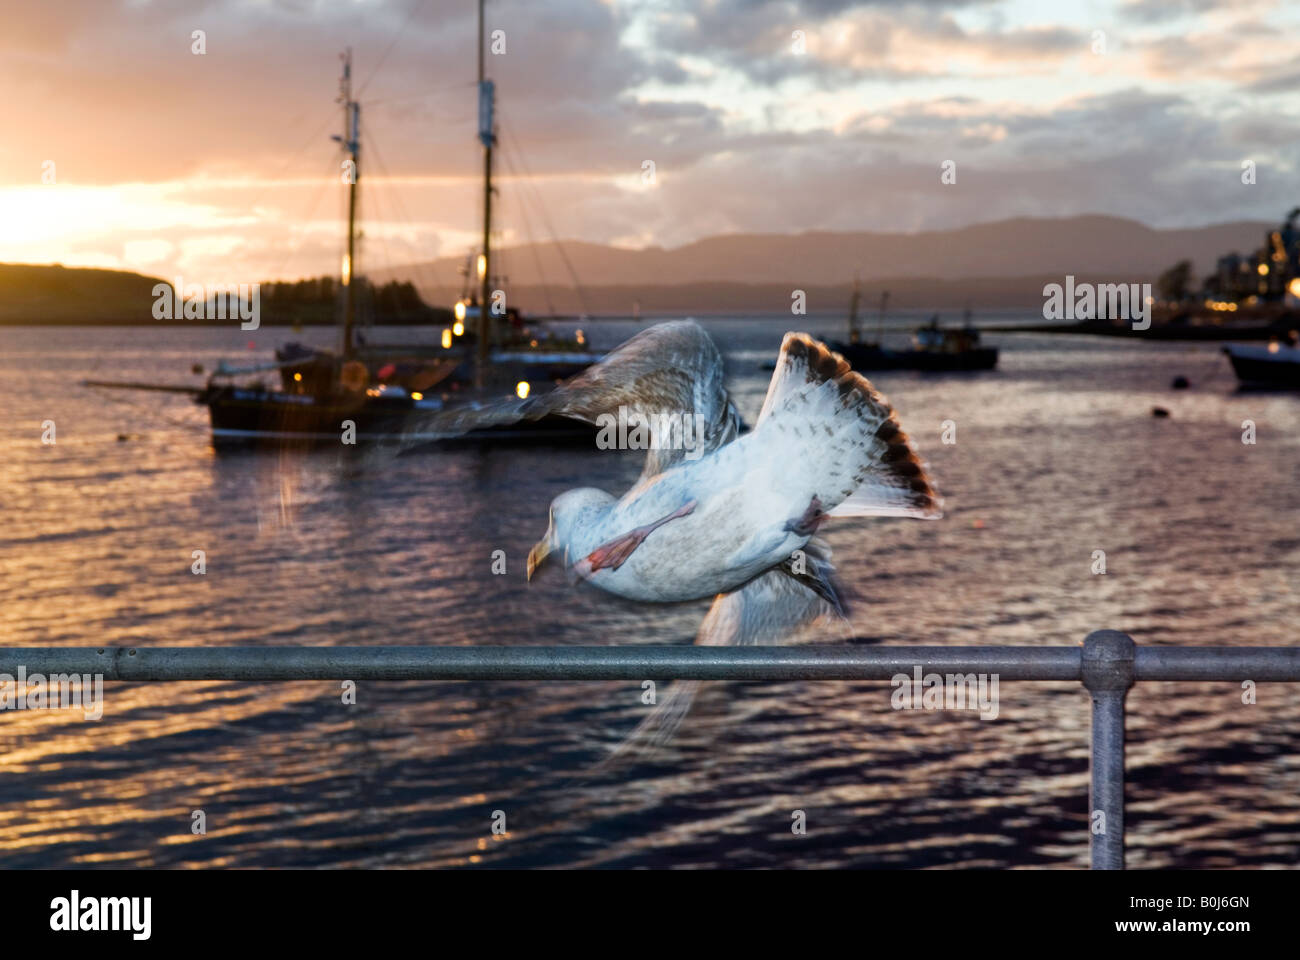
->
[1,318,1297,868]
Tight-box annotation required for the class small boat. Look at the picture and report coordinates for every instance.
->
[829,295,998,373]
[1224,333,1300,388]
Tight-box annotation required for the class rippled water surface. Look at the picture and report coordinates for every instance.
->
[1,319,1298,868]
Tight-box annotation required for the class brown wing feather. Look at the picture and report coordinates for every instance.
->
[762,332,941,519]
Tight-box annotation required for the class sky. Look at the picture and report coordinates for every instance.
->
[1,0,1298,288]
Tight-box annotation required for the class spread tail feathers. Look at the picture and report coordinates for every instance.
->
[759,332,943,520]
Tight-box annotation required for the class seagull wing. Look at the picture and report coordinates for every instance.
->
[753,332,943,520]
[389,319,741,480]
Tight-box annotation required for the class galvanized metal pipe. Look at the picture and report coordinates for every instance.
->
[1082,631,1136,870]
[5,633,1299,871]
[5,644,1297,683]
[0,645,1085,682]
[1135,646,1300,681]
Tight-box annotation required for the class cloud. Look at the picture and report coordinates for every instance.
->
[2,0,1298,283]
[640,1,1084,87]
[1120,0,1251,23]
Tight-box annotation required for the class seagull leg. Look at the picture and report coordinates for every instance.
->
[784,495,826,537]
[576,500,697,576]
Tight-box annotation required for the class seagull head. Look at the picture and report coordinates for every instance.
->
[527,487,615,581]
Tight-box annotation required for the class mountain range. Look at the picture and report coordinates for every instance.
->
[1,215,1276,323]
[376,214,1273,315]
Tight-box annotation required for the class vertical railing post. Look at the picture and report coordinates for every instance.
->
[1081,630,1136,870]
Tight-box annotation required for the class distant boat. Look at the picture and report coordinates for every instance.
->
[829,294,998,373]
[1224,334,1300,388]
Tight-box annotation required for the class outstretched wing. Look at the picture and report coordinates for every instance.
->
[389,320,742,480]
[604,539,844,761]
[753,332,943,520]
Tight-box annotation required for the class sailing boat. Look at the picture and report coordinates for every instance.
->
[85,10,596,449]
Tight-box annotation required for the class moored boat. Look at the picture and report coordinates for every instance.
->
[84,10,600,450]
[830,308,999,373]
[1224,334,1300,388]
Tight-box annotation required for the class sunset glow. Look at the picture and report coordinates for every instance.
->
[0,0,1296,289]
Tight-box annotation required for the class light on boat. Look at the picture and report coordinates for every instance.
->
[1257,263,1269,276]
[454,301,466,322]
[441,329,453,349]
[1269,341,1280,353]
[293,372,302,382]
[453,320,465,336]
[411,392,423,400]
[1289,278,1300,297]
[516,381,530,399]
[477,254,487,279]
[575,329,585,345]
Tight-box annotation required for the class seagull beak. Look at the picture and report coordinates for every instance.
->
[526,538,553,582]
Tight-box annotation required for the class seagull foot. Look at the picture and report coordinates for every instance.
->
[576,500,697,577]
[784,495,826,537]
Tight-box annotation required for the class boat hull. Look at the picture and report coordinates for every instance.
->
[200,386,597,450]
[1224,345,1300,388]
[829,341,999,372]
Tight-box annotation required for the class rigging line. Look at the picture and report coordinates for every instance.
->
[499,114,592,318]
[362,133,451,303]
[262,158,343,283]
[499,141,557,317]
[85,379,213,437]
[364,134,439,296]
[355,0,431,98]
[357,148,416,331]
[240,108,340,223]
[363,81,477,107]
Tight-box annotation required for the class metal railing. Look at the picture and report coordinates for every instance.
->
[4,630,1298,869]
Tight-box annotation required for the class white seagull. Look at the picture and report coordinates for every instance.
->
[403,320,942,751]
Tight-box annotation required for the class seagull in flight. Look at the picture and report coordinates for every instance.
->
[400,320,942,752]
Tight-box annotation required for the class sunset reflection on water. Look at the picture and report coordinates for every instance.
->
[1,319,1298,868]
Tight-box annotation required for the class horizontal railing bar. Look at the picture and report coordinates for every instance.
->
[1,645,1296,683]
[1134,647,1300,681]
[1,646,1082,681]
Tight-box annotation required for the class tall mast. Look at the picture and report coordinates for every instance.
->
[335,48,361,360]
[475,0,495,388]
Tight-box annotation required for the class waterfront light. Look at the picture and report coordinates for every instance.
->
[1289,278,1300,298]
[341,253,351,285]
[1257,263,1268,276]
[411,392,423,401]
[293,372,302,382]
[515,381,530,399]
[453,320,464,336]
[477,254,487,279]
[441,329,453,348]
[454,300,466,322]
[1269,341,1280,353]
